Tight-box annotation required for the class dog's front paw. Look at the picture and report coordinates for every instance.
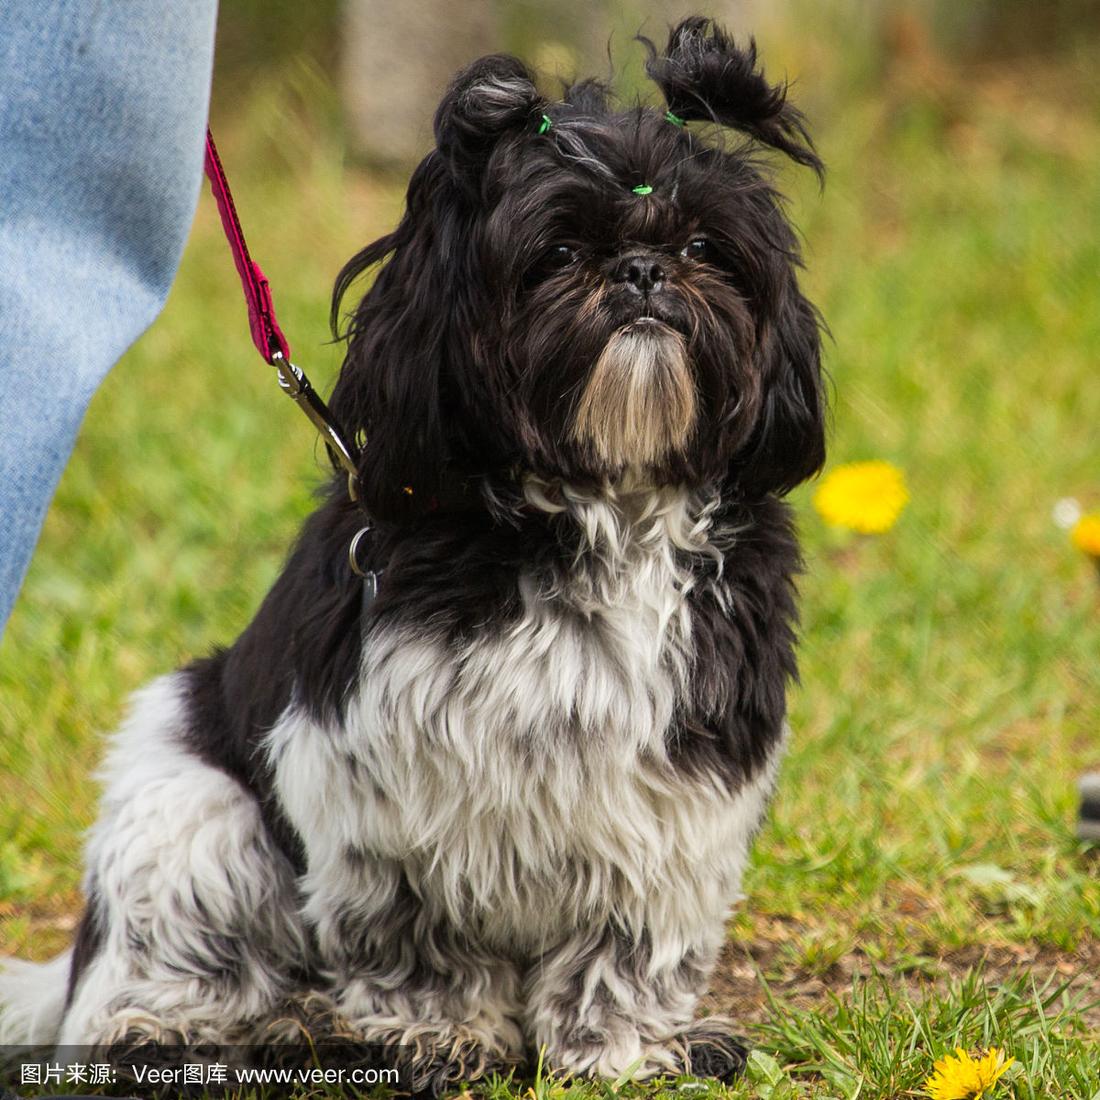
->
[402,1032,510,1098]
[678,1017,749,1083]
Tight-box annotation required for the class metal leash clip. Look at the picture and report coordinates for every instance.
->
[271,350,361,503]
[349,526,381,631]
[348,525,374,580]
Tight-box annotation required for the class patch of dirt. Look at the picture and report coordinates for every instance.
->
[0,892,82,959]
[704,917,1100,1032]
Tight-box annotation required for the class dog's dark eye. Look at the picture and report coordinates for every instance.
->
[681,238,710,262]
[544,245,577,270]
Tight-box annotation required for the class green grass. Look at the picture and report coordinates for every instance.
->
[2,13,1100,1100]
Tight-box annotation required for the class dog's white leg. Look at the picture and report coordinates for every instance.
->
[304,851,525,1095]
[523,920,744,1081]
[523,753,783,1083]
[268,699,527,1094]
[59,675,307,1047]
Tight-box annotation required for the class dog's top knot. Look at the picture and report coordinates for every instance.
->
[642,16,823,178]
[435,54,546,189]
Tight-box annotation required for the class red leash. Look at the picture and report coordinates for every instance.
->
[203,130,291,362]
[202,127,362,499]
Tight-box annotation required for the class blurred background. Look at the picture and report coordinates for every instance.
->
[1,0,1098,1090]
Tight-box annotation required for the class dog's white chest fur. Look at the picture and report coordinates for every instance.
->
[268,484,776,951]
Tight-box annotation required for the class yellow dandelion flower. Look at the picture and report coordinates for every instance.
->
[1071,513,1100,558]
[812,460,908,534]
[923,1046,1015,1100]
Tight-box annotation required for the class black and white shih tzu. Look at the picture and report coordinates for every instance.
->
[0,16,826,1094]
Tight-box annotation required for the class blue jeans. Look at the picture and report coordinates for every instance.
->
[0,1,218,636]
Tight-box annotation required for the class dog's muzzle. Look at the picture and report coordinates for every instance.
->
[570,319,697,468]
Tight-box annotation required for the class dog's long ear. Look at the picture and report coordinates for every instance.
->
[643,16,822,178]
[327,59,544,519]
[329,156,463,520]
[732,280,827,498]
[435,54,547,192]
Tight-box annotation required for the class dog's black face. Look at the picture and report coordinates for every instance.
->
[331,17,826,519]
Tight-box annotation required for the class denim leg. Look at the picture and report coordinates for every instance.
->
[0,0,218,635]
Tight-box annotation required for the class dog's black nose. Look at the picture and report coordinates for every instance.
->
[615,253,665,294]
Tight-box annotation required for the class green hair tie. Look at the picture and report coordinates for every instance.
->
[665,109,686,127]
[538,114,552,134]
[632,184,654,196]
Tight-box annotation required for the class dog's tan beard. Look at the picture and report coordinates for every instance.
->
[570,320,697,469]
